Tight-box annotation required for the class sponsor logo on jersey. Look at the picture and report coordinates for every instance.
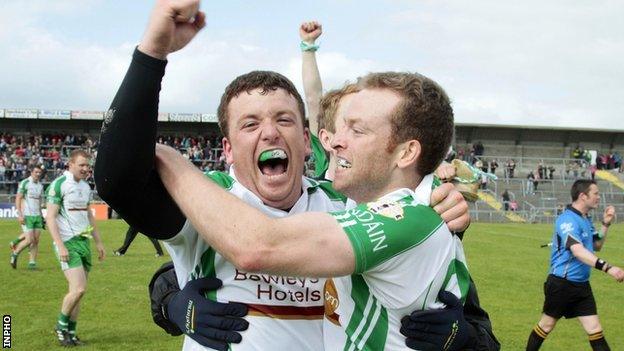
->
[367,200,404,220]
[323,279,341,326]
[560,222,574,235]
[233,269,323,304]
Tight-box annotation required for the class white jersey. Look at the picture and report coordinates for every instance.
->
[46,171,93,242]
[324,175,470,350]
[18,176,43,216]
[164,167,346,351]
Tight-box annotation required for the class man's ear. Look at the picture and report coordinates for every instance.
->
[318,129,334,153]
[396,140,421,169]
[222,137,234,164]
[303,127,311,157]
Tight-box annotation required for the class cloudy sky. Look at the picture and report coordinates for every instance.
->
[1,0,623,130]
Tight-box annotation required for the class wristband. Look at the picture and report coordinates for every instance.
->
[595,259,607,271]
[602,221,611,227]
[605,264,613,273]
[300,41,319,52]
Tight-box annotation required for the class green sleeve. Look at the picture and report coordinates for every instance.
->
[204,170,235,190]
[18,179,28,195]
[331,199,444,273]
[310,134,329,179]
[46,176,65,205]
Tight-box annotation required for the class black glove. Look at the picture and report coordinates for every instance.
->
[167,277,249,350]
[149,262,249,350]
[401,291,474,351]
[150,262,183,336]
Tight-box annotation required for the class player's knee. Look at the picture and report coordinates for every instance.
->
[73,287,87,298]
[538,319,556,333]
[583,320,602,334]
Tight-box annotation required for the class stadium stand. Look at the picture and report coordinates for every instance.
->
[454,125,624,223]
[0,132,224,193]
[1,114,622,223]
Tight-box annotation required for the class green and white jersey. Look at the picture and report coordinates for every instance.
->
[18,176,43,216]
[164,166,346,351]
[46,171,93,242]
[310,134,329,179]
[323,175,470,350]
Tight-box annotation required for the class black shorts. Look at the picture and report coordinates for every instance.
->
[542,274,597,319]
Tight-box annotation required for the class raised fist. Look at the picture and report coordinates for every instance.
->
[299,21,322,44]
[139,0,206,60]
[603,205,616,226]
[435,162,457,182]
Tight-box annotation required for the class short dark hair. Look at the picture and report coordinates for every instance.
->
[357,72,454,176]
[217,71,306,137]
[571,179,596,201]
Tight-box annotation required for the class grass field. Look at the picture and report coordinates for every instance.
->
[1,220,623,350]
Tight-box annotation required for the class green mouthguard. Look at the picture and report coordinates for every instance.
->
[259,149,285,162]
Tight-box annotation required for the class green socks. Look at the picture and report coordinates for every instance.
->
[68,320,77,335]
[57,313,70,331]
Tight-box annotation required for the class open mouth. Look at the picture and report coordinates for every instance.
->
[258,149,289,176]
[337,157,352,169]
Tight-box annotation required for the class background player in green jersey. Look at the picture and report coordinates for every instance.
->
[47,150,106,347]
[10,165,44,270]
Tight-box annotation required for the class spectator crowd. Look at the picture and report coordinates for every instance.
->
[0,132,227,194]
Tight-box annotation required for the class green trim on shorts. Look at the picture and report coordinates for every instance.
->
[54,236,92,272]
[22,215,44,230]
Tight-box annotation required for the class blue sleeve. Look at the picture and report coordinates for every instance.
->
[557,215,582,249]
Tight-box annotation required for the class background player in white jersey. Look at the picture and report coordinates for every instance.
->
[10,165,44,270]
[95,1,470,350]
[47,150,105,347]
[154,69,471,350]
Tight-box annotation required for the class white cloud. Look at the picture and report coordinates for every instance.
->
[1,0,623,131]
[0,1,130,110]
[369,0,624,130]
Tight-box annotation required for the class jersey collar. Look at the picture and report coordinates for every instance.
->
[63,170,81,183]
[228,165,318,214]
[372,174,434,206]
[566,204,585,217]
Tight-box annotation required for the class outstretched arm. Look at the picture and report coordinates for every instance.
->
[95,0,206,239]
[569,243,624,282]
[155,144,355,277]
[300,21,323,135]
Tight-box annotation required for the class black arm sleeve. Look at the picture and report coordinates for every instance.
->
[565,235,581,249]
[463,278,501,351]
[95,48,185,239]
